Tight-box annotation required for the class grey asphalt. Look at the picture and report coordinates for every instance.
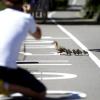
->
[18,0,100,100]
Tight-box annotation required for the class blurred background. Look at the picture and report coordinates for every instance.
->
[0,0,100,23]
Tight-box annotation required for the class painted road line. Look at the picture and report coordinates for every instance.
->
[47,90,87,98]
[18,63,72,66]
[49,12,100,68]
[27,36,52,39]
[48,37,71,40]
[24,45,55,48]
[42,36,52,39]
[24,40,54,44]
[26,36,69,40]
[17,60,69,64]
[9,90,87,98]
[26,36,52,40]
[19,52,60,56]
[25,38,52,41]
[33,60,69,63]
[41,36,71,40]
[31,72,77,80]
[25,37,70,43]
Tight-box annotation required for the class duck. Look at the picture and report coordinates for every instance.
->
[65,49,72,56]
[53,41,66,53]
[76,49,83,55]
[72,49,77,55]
[83,50,88,55]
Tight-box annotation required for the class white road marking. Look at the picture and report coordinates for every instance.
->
[49,12,100,68]
[33,60,69,63]
[19,52,32,55]
[24,40,54,44]
[49,37,71,40]
[19,52,60,56]
[9,90,87,98]
[31,72,77,80]
[41,36,71,40]
[18,63,72,66]
[24,45,55,48]
[18,60,69,63]
[25,38,70,42]
[47,90,87,98]
[26,36,52,40]
[17,60,69,63]
[42,36,52,39]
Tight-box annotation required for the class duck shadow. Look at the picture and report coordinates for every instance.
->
[89,49,100,52]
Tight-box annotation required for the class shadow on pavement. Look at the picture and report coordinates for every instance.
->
[89,49,100,52]
[36,17,100,25]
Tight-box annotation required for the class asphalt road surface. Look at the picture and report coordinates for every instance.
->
[17,0,100,100]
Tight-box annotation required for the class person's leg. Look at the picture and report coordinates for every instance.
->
[11,67,46,99]
[0,80,46,100]
[8,83,46,100]
[15,67,47,92]
[0,67,47,99]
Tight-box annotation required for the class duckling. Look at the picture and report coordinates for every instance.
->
[58,47,66,53]
[72,49,77,55]
[76,49,83,55]
[53,41,66,53]
[53,41,59,50]
[83,50,89,55]
[65,49,72,56]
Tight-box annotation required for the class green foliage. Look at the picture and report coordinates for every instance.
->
[82,0,100,19]
[0,1,6,10]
